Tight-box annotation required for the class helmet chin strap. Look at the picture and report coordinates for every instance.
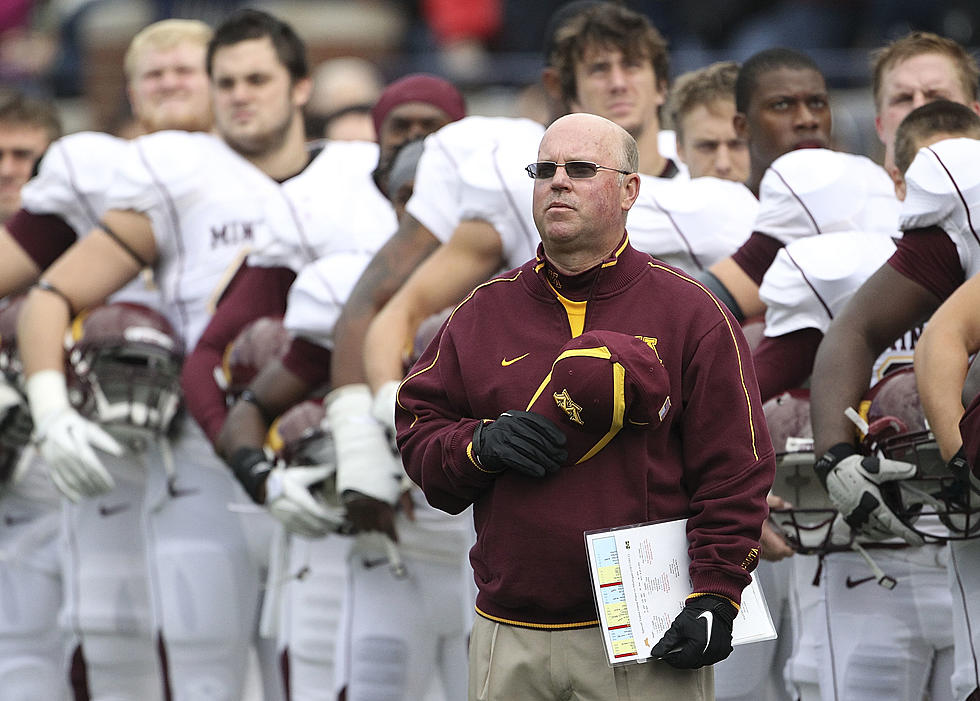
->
[850,540,897,589]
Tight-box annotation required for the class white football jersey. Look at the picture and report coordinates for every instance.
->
[760,231,913,383]
[754,149,900,245]
[283,250,375,350]
[407,116,545,244]
[104,131,290,350]
[21,132,127,238]
[628,175,758,273]
[248,139,396,273]
[19,131,162,311]
[900,137,980,278]
[455,120,545,269]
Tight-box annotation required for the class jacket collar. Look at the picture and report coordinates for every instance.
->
[528,231,648,301]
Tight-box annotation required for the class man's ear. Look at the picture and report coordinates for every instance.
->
[541,67,562,103]
[733,112,747,140]
[887,163,906,201]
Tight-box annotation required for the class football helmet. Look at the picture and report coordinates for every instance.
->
[267,399,350,533]
[67,302,184,445]
[763,389,846,553]
[221,316,290,397]
[0,295,33,484]
[859,367,980,540]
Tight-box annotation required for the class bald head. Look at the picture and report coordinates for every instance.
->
[543,113,639,173]
[532,113,641,274]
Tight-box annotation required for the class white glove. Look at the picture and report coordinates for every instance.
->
[371,379,400,443]
[265,463,340,538]
[326,384,404,506]
[26,370,121,502]
[823,452,923,546]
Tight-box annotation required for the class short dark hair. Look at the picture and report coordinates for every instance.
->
[668,61,739,141]
[893,99,980,174]
[0,91,62,142]
[872,31,980,113]
[551,3,669,104]
[207,8,308,82]
[735,48,822,114]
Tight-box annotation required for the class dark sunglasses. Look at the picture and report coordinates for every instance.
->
[525,161,633,179]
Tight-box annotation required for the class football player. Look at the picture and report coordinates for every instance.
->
[216,136,473,700]
[185,74,464,699]
[812,50,980,699]
[0,93,61,224]
[12,9,366,699]
[669,61,749,183]
[0,92,65,700]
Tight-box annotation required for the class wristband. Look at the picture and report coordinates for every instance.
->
[814,442,857,487]
[228,445,272,504]
[239,388,276,425]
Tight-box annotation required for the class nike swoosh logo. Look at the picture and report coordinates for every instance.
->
[98,503,129,517]
[845,575,875,589]
[167,481,201,499]
[501,353,529,367]
[362,557,389,569]
[698,611,713,654]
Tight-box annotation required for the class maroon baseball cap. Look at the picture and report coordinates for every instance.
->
[371,73,466,137]
[527,330,671,465]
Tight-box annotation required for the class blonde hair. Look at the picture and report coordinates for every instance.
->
[871,31,979,112]
[124,19,213,80]
[667,61,739,139]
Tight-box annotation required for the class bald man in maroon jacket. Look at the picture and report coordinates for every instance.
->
[396,112,774,701]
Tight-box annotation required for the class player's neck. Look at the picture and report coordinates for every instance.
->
[746,165,765,198]
[636,129,665,178]
[245,116,309,181]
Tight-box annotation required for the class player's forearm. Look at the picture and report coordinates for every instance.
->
[18,287,71,377]
[216,401,269,459]
[331,220,440,387]
[915,322,971,461]
[707,257,764,319]
[216,361,313,459]
[809,323,876,455]
[364,294,423,392]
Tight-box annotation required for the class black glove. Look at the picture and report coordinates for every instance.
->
[650,594,737,669]
[471,410,567,477]
[228,446,273,504]
[948,446,980,495]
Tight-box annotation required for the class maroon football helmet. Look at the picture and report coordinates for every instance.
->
[67,302,184,443]
[268,399,350,533]
[221,316,290,397]
[763,389,846,553]
[860,368,980,540]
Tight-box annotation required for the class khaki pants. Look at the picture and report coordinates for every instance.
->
[469,616,714,701]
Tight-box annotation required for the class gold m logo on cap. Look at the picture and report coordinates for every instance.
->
[553,388,584,425]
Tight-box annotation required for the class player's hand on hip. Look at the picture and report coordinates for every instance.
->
[265,463,340,539]
[35,407,120,502]
[651,594,737,669]
[471,410,567,477]
[816,444,923,546]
